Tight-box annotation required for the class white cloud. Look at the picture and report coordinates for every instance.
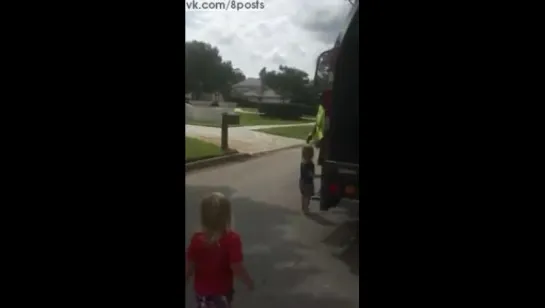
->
[185,0,352,78]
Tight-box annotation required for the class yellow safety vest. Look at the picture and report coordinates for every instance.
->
[310,105,325,142]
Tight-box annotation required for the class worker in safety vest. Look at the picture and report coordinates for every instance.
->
[306,102,326,166]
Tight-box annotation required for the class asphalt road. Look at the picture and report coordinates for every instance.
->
[185,148,360,308]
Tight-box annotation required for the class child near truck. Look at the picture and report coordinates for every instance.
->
[300,145,315,213]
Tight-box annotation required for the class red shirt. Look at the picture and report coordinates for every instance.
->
[187,231,243,296]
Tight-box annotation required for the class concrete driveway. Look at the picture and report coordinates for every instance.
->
[185,147,360,308]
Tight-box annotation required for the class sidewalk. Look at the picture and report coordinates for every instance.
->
[186,124,310,155]
[242,123,314,130]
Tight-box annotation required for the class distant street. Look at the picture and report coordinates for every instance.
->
[185,147,359,308]
[185,124,307,154]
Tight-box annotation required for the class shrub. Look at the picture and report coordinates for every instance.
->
[229,97,260,109]
[297,103,318,116]
[258,103,314,120]
[302,107,317,117]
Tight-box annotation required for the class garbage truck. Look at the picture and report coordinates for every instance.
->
[313,1,360,211]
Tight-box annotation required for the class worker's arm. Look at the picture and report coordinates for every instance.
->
[307,106,323,143]
[307,124,317,143]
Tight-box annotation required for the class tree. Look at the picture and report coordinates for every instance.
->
[233,69,245,83]
[258,67,267,79]
[185,41,246,100]
[260,65,317,106]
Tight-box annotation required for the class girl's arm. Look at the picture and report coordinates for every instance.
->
[231,263,254,290]
[309,163,315,178]
[228,234,254,290]
[185,261,195,284]
[186,234,197,285]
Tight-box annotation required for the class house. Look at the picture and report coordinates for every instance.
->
[260,89,286,104]
[231,78,289,104]
[238,90,260,103]
[231,78,262,95]
[185,92,224,102]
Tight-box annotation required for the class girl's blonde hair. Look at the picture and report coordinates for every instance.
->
[200,192,232,243]
[302,145,314,162]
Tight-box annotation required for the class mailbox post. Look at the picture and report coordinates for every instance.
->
[221,112,240,150]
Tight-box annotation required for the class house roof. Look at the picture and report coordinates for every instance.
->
[262,89,281,98]
[238,89,281,98]
[233,78,261,88]
[241,90,260,97]
[232,78,283,99]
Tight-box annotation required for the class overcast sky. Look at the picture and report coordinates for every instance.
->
[186,0,352,78]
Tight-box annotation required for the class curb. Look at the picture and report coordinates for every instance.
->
[185,143,306,172]
[247,143,306,158]
[185,153,252,172]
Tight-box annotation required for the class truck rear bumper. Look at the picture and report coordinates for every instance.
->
[320,160,359,210]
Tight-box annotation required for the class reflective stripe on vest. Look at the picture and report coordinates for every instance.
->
[314,105,325,141]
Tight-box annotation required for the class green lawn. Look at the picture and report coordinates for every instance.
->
[256,125,313,140]
[238,113,314,126]
[234,107,258,113]
[185,120,222,127]
[187,113,314,127]
[185,137,224,161]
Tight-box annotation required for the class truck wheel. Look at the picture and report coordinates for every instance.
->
[320,194,341,211]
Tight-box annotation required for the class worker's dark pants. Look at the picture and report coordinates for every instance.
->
[317,141,324,196]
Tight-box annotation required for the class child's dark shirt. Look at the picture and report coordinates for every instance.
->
[300,161,315,185]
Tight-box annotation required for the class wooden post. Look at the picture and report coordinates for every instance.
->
[221,113,228,151]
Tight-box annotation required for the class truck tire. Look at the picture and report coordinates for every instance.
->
[320,192,341,211]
